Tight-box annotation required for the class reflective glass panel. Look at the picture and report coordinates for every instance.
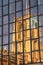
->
[3,6,8,15]
[16,1,22,11]
[3,25,8,34]
[3,15,8,24]
[0,7,2,16]
[3,0,8,5]
[3,35,8,44]
[9,3,15,14]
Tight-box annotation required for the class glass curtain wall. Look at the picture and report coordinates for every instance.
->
[0,0,43,65]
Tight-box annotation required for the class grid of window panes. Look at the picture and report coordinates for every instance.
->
[0,0,43,65]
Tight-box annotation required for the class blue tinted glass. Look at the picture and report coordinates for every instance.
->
[38,0,43,5]
[9,0,15,3]
[10,14,15,23]
[23,0,29,10]
[3,0,8,5]
[0,27,2,35]
[0,17,2,25]
[3,36,8,44]
[16,1,22,11]
[39,16,43,26]
[3,6,8,15]
[0,0,2,6]
[9,3,15,14]
[3,25,8,34]
[3,15,8,24]
[16,12,22,18]
[38,5,43,15]
[31,7,37,16]
[30,0,37,7]
[0,7,2,16]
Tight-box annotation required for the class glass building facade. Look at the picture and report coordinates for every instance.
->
[0,0,43,65]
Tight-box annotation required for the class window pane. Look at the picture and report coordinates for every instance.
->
[3,25,8,34]
[32,39,39,51]
[38,0,43,5]
[0,17,2,25]
[0,27,2,35]
[10,34,15,43]
[40,51,43,62]
[23,9,30,19]
[16,21,22,32]
[31,16,38,28]
[23,0,29,10]
[32,52,40,62]
[9,3,15,14]
[3,0,8,5]
[0,37,2,45]
[10,23,15,33]
[23,19,30,30]
[0,0,2,6]
[3,15,8,24]
[24,53,31,64]
[24,40,30,52]
[30,0,37,7]
[40,38,43,51]
[16,11,22,18]
[16,0,21,1]
[0,46,1,54]
[17,42,23,53]
[10,43,16,53]
[31,7,37,17]
[39,16,43,26]
[39,27,43,38]
[38,5,43,15]
[3,35,8,44]
[9,0,15,3]
[24,30,30,40]
[0,7,2,16]
[31,28,38,39]
[10,14,15,23]
[16,32,22,42]
[17,54,23,65]
[16,1,22,11]
[3,45,8,55]
[3,6,8,15]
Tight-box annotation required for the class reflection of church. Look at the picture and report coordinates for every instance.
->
[11,13,43,65]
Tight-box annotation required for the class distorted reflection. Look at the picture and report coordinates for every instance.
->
[0,0,43,65]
